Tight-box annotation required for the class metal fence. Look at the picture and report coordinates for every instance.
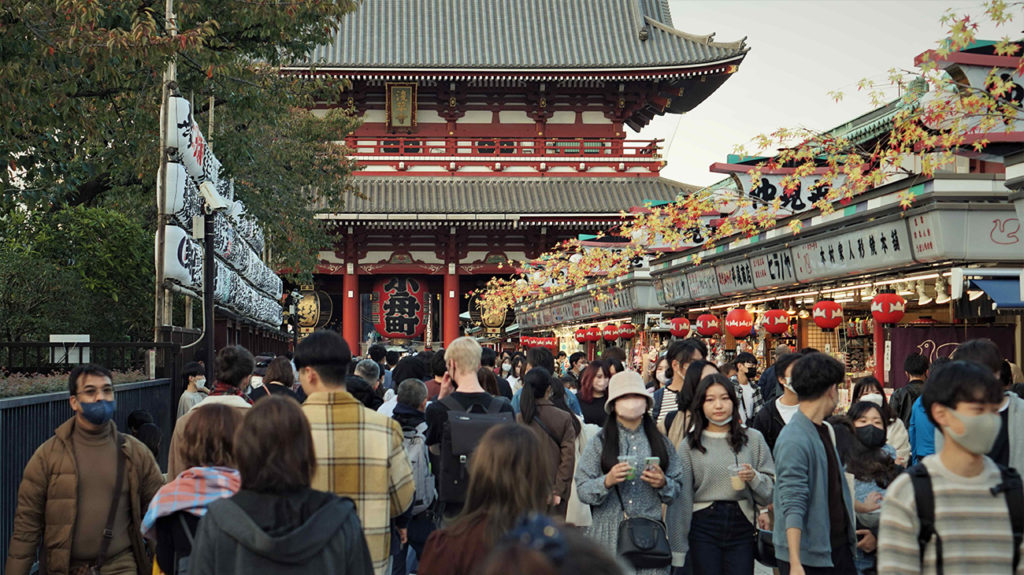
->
[0,378,173,573]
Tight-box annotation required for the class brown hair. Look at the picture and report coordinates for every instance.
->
[182,403,245,469]
[446,423,552,548]
[477,367,499,395]
[480,523,624,575]
[263,356,295,388]
[234,396,316,493]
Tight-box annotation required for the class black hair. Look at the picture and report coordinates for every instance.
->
[903,353,930,377]
[603,346,626,364]
[134,422,162,460]
[547,375,582,436]
[844,402,903,488]
[798,347,819,355]
[719,361,737,376]
[68,364,113,396]
[526,347,555,374]
[386,350,401,366]
[569,352,586,367]
[557,350,567,358]
[791,353,845,401]
[923,360,1003,427]
[677,359,718,413]
[127,409,154,434]
[687,374,748,454]
[600,404,668,474]
[182,361,204,383]
[393,355,430,385]
[774,353,803,383]
[608,359,625,374]
[215,345,256,388]
[481,347,498,368]
[520,368,551,425]
[951,338,1002,375]
[1000,360,1014,390]
[851,375,896,423]
[293,330,351,386]
[734,352,757,365]
[429,349,447,378]
[368,344,386,363]
[664,339,705,381]
[510,355,527,379]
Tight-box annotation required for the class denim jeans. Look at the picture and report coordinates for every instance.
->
[685,501,754,575]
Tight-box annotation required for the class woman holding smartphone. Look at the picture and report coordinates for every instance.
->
[672,374,775,575]
[575,371,685,575]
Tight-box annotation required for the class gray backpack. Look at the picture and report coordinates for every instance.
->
[402,422,436,516]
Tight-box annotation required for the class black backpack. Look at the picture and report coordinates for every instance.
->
[437,395,513,507]
[909,462,1024,574]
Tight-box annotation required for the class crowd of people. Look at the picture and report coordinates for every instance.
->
[6,333,1024,575]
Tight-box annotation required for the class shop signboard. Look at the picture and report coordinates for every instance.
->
[750,248,797,289]
[792,220,913,282]
[655,273,690,306]
[910,210,1023,262]
[715,259,755,296]
[686,267,720,300]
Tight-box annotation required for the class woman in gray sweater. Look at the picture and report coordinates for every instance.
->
[673,374,775,575]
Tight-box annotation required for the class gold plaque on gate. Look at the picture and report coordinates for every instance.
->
[386,83,417,131]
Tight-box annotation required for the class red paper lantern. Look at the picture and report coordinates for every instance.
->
[695,314,721,337]
[763,309,790,336]
[669,317,691,338]
[585,326,602,342]
[725,309,755,339]
[812,300,844,331]
[871,292,906,325]
[618,323,636,340]
[373,277,427,339]
[574,329,588,344]
[522,336,532,347]
[602,324,619,342]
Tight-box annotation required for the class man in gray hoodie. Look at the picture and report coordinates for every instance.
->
[772,353,857,575]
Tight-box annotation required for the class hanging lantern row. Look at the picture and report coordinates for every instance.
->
[573,323,638,344]
[574,329,587,343]
[602,324,619,341]
[618,323,636,340]
[846,318,875,338]
[522,336,558,349]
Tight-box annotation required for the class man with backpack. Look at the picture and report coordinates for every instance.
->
[424,337,514,519]
[390,378,436,575]
[878,360,1024,574]
[891,353,929,428]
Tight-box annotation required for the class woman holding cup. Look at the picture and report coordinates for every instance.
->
[575,371,686,574]
[672,374,775,575]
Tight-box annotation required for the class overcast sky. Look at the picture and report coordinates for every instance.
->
[641,0,1010,186]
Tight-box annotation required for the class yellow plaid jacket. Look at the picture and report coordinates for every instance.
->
[302,390,415,575]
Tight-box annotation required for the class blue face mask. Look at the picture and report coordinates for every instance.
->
[79,400,116,425]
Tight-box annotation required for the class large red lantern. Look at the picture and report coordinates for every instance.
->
[373,277,427,339]
[763,309,790,335]
[812,299,844,331]
[871,292,906,325]
[618,323,637,340]
[585,326,602,342]
[695,314,721,337]
[522,336,532,348]
[669,317,691,338]
[574,328,588,344]
[725,309,755,339]
[602,324,620,342]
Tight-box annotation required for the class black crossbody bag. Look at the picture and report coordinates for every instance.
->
[614,485,672,569]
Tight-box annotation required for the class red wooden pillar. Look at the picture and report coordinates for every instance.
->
[444,265,460,346]
[343,264,360,355]
[874,320,886,385]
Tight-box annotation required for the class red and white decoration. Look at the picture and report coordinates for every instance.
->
[574,328,588,344]
[812,299,844,331]
[669,317,691,338]
[871,292,906,325]
[585,326,602,342]
[618,323,637,340]
[695,314,721,337]
[602,324,620,342]
[763,309,790,335]
[725,308,755,339]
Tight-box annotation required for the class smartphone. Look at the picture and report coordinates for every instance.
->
[644,456,660,471]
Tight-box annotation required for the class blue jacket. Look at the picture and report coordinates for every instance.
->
[772,410,856,568]
[908,395,935,464]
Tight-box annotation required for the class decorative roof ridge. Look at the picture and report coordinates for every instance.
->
[644,16,748,52]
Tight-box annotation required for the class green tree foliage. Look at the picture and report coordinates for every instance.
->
[1,0,362,338]
[0,207,152,341]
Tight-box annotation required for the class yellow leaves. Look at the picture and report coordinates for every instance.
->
[898,190,916,211]
[788,220,803,235]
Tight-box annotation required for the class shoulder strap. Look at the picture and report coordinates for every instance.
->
[614,484,629,519]
[97,433,126,568]
[440,394,465,413]
[485,396,504,414]
[531,412,561,447]
[178,512,195,546]
[908,462,942,575]
[997,465,1024,572]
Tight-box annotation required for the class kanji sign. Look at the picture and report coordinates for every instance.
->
[374,277,428,339]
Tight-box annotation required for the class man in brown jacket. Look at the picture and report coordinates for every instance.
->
[5,364,164,575]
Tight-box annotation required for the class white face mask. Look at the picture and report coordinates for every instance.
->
[861,393,884,407]
[616,396,648,420]
[709,416,733,426]
[946,409,1002,455]
[195,378,207,391]
[655,370,668,384]
[501,363,511,372]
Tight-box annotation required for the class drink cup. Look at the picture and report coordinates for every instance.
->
[728,464,745,490]
[618,455,636,480]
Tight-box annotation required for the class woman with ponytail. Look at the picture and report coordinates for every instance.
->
[518,367,579,518]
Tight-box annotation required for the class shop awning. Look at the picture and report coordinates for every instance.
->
[971,278,1024,310]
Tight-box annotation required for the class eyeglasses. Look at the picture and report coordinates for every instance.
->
[76,386,114,400]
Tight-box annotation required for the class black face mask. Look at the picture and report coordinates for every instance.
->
[856,425,887,449]
[745,367,757,379]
